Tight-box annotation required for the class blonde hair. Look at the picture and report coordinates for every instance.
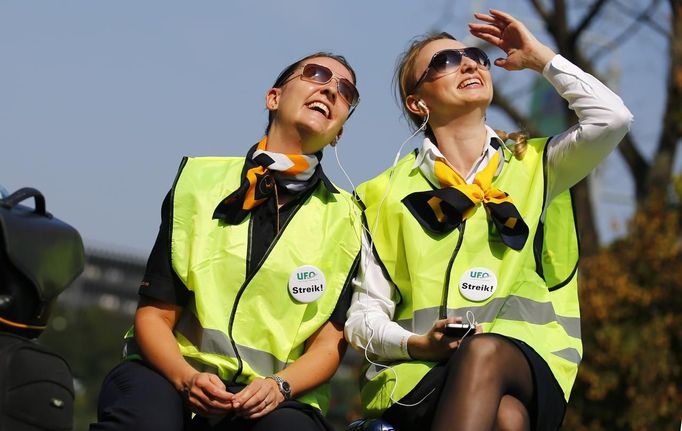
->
[495,129,528,160]
[394,32,457,131]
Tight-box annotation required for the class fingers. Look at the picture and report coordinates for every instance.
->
[488,9,517,24]
[468,23,503,38]
[233,378,283,419]
[469,13,507,51]
[447,338,461,350]
[245,395,278,419]
[472,12,505,32]
[433,318,448,331]
[185,373,234,416]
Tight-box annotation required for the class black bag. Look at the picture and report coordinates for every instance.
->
[0,187,85,338]
[0,332,74,431]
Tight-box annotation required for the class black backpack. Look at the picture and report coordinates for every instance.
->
[0,187,83,430]
[0,333,74,430]
[0,187,84,338]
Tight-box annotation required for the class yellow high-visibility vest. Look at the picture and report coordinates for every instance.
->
[356,138,580,415]
[127,156,361,413]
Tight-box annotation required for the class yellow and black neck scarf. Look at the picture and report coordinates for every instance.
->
[402,148,529,250]
[213,136,323,224]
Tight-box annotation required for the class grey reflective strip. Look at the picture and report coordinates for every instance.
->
[175,311,288,376]
[237,344,289,376]
[396,300,504,334]
[396,296,558,334]
[551,347,582,364]
[498,296,557,326]
[175,312,238,358]
[556,315,581,339]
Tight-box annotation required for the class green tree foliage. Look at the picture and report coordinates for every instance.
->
[563,194,682,430]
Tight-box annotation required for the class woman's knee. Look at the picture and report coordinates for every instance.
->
[92,361,188,431]
[449,334,509,368]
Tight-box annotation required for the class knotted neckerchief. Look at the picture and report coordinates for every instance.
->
[213,136,322,224]
[402,143,529,250]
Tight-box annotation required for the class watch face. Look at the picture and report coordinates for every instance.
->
[281,381,291,392]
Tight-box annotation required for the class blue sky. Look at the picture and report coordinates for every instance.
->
[1,1,672,256]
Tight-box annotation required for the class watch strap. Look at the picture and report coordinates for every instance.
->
[266,375,291,399]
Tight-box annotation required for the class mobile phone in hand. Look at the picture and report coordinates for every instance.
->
[444,323,472,338]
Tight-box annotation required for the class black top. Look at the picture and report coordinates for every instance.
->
[138,170,355,326]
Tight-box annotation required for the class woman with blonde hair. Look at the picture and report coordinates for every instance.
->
[346,9,632,431]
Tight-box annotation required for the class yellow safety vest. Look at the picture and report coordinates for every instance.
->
[356,138,581,415]
[127,156,361,413]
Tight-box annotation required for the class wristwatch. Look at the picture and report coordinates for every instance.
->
[266,374,292,400]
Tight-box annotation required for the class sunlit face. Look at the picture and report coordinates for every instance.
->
[268,56,355,154]
[411,39,493,116]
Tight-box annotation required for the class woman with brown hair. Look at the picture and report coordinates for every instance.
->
[346,9,632,431]
[91,52,362,431]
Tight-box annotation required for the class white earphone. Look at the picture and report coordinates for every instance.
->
[417,100,429,114]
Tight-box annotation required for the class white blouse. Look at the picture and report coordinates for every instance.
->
[345,54,633,360]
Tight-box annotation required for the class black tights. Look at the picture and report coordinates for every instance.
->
[432,334,534,431]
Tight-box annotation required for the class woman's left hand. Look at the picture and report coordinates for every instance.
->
[232,377,285,419]
[469,9,555,73]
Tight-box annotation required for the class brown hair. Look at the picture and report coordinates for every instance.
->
[265,52,357,135]
[495,129,528,160]
[394,32,457,131]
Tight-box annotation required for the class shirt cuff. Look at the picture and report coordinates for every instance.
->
[381,325,415,360]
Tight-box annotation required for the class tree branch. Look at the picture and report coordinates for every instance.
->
[571,0,611,45]
[491,90,543,137]
[530,0,551,22]
[588,0,662,62]
[618,133,650,199]
[643,0,682,205]
[614,0,670,36]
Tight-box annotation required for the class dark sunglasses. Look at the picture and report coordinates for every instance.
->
[283,63,360,110]
[413,48,491,91]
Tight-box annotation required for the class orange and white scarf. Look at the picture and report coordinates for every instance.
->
[213,136,322,224]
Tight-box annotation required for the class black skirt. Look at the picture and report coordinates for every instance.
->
[382,334,566,431]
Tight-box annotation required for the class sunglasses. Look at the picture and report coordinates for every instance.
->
[413,48,491,91]
[283,63,360,110]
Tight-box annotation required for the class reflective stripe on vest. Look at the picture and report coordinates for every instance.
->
[356,138,580,415]
[174,308,289,377]
[393,296,581,341]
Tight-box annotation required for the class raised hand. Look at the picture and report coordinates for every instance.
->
[469,9,555,73]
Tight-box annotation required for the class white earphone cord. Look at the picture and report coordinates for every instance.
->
[334,110,481,408]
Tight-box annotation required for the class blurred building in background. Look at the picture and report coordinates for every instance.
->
[59,247,145,317]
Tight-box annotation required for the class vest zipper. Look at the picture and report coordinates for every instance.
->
[440,222,466,320]
[227,199,306,383]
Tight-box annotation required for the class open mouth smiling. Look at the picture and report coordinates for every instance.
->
[458,78,483,89]
[306,101,331,118]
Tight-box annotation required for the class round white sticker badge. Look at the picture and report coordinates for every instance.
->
[288,265,326,303]
[459,267,498,301]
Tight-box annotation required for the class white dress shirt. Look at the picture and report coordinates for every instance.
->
[345,54,634,360]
